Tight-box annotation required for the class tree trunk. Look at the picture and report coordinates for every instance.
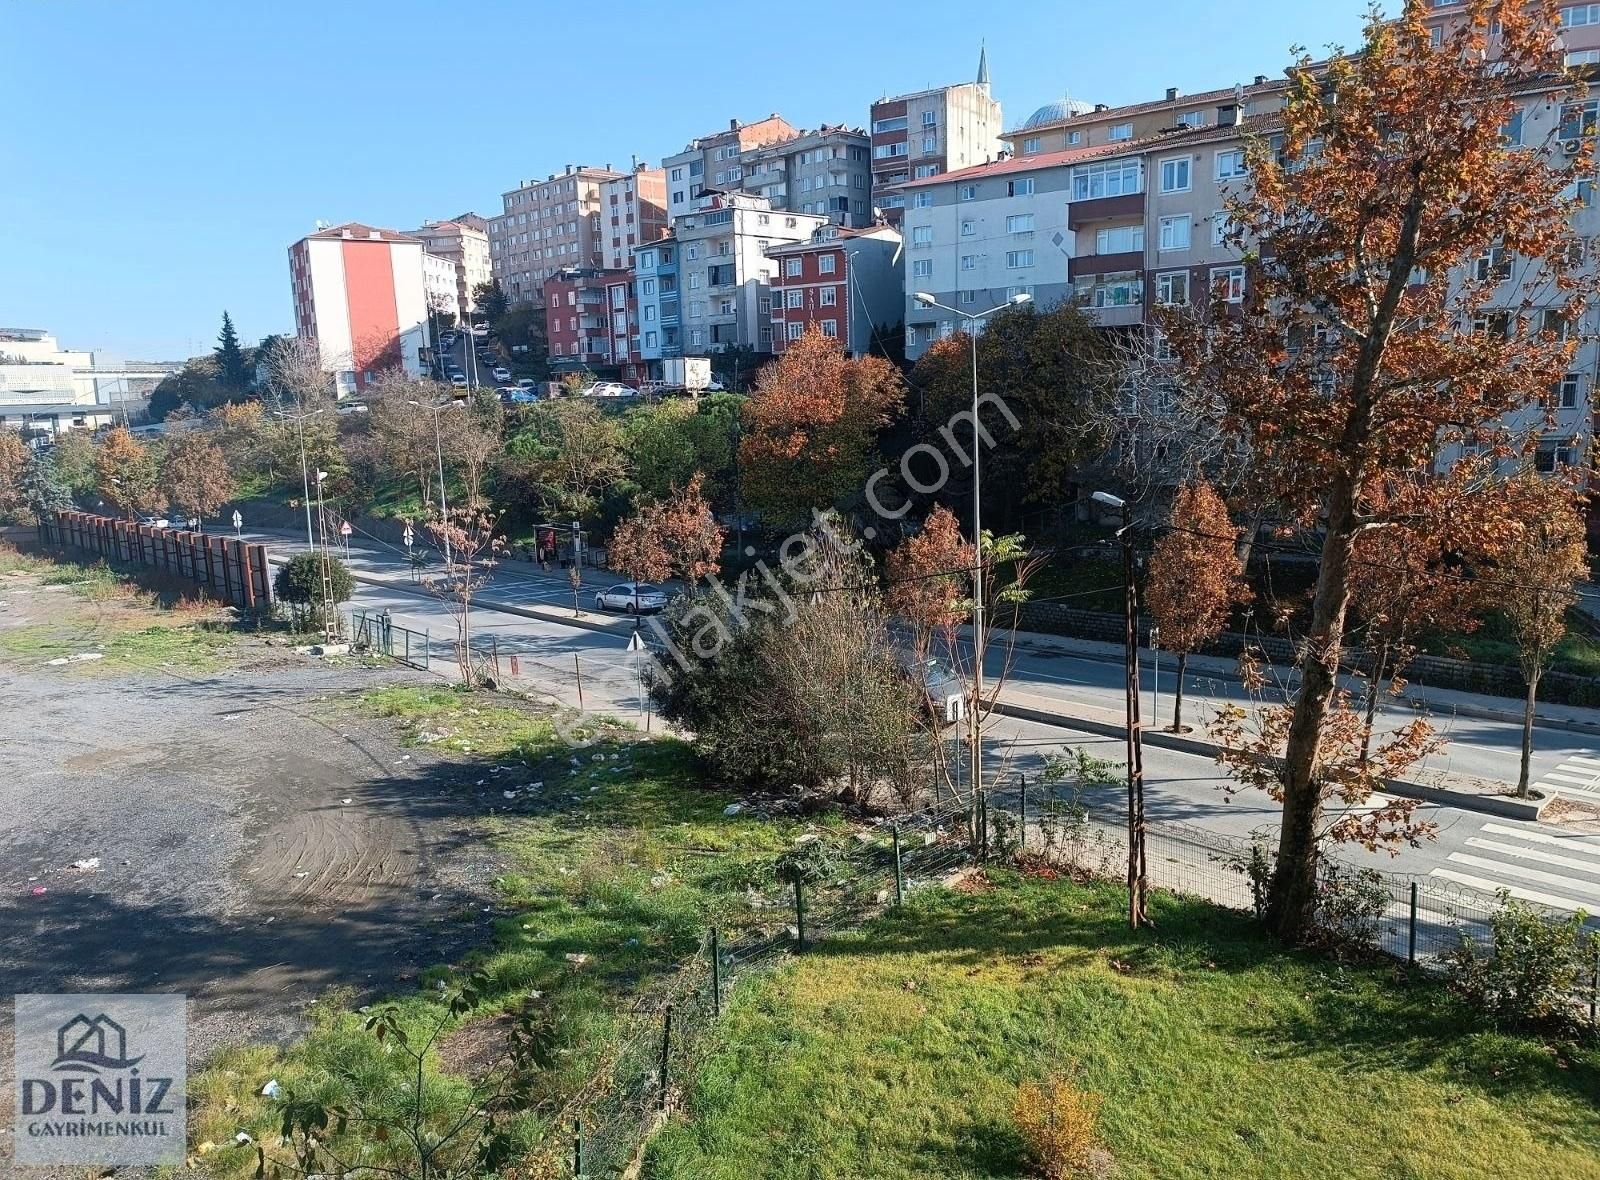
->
[1517,673,1539,798]
[1172,651,1188,732]
[1266,473,1361,942]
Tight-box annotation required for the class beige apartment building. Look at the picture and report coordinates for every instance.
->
[871,51,1003,225]
[488,164,628,306]
[599,165,670,271]
[410,215,492,319]
[662,115,800,226]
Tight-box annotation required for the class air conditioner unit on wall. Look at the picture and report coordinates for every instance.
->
[1563,139,1583,154]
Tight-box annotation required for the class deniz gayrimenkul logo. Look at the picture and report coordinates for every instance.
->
[14,994,187,1166]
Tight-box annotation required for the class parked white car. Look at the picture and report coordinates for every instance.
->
[449,374,469,388]
[594,582,669,613]
[587,381,638,398]
[492,366,511,382]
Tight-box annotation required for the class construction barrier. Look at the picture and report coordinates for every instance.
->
[37,510,274,611]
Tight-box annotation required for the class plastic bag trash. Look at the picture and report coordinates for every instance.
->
[292,871,308,879]
[592,753,605,762]
[29,886,46,896]
[69,857,100,871]
[234,1131,253,1145]
[503,790,518,799]
[340,798,352,805]
[260,1079,282,1098]
[564,952,589,965]
[608,753,620,761]
[723,804,743,816]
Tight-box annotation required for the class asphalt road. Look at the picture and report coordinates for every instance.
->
[245,529,1600,920]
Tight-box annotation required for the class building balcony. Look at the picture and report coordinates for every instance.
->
[1068,251,1145,280]
[1067,193,1146,230]
[1079,301,1146,327]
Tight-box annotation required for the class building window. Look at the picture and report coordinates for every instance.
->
[1210,265,1246,302]
[1560,99,1599,140]
[1108,123,1133,141]
[1096,224,1144,253]
[780,257,801,277]
[720,297,735,315]
[1157,271,1190,305]
[874,142,909,159]
[959,184,977,201]
[785,289,804,308]
[645,330,658,348]
[1567,49,1600,66]
[820,286,837,306]
[1556,373,1582,408]
[1158,215,1191,251]
[1023,136,1042,154]
[686,245,699,259]
[1006,249,1034,269]
[872,115,909,133]
[1007,213,1035,233]
[1563,4,1600,26]
[913,259,934,277]
[819,254,836,273]
[1160,157,1192,193]
[1007,177,1035,196]
[1215,149,1248,179]
[1072,159,1141,199]
[1177,111,1204,128]
[912,225,934,246]
[914,191,934,208]
[922,134,937,154]
[922,110,937,127]
[689,274,702,289]
[1474,246,1511,282]
[642,278,656,295]
[787,321,804,340]
[1067,130,1082,145]
[961,219,977,236]
[821,319,838,337]
[959,289,977,304]
[914,164,941,178]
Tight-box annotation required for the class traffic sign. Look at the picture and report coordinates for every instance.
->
[626,629,645,652]
[340,522,353,537]
[944,693,967,724]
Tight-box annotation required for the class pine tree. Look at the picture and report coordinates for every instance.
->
[215,311,251,393]
[22,447,72,519]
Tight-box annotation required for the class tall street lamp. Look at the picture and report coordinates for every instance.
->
[1092,489,1148,928]
[409,398,454,564]
[912,289,1030,845]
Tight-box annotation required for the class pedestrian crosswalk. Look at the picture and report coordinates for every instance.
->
[1532,750,1600,802]
[1431,821,1600,914]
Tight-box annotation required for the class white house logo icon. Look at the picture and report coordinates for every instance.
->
[50,1014,144,1073]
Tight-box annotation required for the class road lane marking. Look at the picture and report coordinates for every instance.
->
[1445,852,1600,903]
[1481,822,1600,858]
[1429,867,1593,913]
[1463,837,1600,876]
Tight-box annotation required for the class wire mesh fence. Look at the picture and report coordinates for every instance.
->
[348,608,431,670]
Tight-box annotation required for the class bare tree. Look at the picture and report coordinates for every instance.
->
[425,505,505,687]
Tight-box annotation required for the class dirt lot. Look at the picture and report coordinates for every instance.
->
[0,555,507,1173]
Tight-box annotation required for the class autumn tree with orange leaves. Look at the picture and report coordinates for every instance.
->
[1492,474,1590,797]
[738,328,904,528]
[1144,481,1247,733]
[1161,0,1594,940]
[608,473,726,611]
[885,505,975,652]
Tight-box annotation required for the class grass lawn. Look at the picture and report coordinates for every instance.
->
[188,687,843,1179]
[647,870,1600,1180]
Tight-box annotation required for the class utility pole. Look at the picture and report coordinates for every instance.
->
[1095,490,1147,928]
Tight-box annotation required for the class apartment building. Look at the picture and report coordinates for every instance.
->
[870,52,1003,226]
[410,215,492,320]
[488,164,628,306]
[1001,80,1287,159]
[632,237,682,374]
[767,224,903,357]
[543,267,629,372]
[673,192,826,354]
[0,328,125,433]
[421,250,461,321]
[599,164,669,271]
[741,126,874,227]
[288,222,430,393]
[663,115,799,225]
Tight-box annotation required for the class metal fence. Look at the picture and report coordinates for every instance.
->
[522,771,1600,1178]
[349,608,430,670]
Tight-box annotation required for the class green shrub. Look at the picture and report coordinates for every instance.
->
[1444,891,1598,1028]
[1312,862,1391,955]
[273,552,355,629]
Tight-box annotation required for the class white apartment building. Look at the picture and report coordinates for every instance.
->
[663,115,799,225]
[0,328,169,432]
[673,192,825,354]
[897,151,1080,360]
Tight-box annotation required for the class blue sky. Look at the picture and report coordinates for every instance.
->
[1,0,1374,361]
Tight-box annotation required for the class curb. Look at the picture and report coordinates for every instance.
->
[264,554,636,640]
[991,696,1551,824]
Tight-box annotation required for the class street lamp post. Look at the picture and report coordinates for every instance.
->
[912,290,1030,849]
[1093,489,1148,929]
[409,399,453,564]
[274,407,326,553]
